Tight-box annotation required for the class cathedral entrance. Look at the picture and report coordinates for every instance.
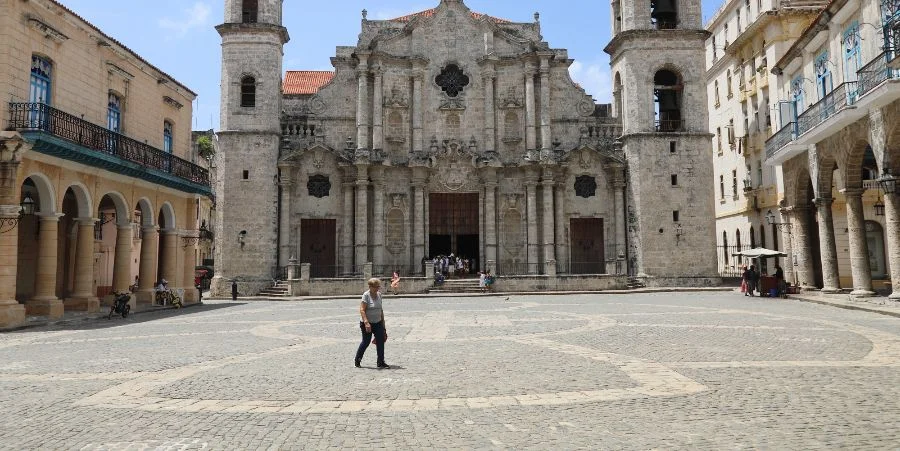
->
[300,219,336,278]
[570,218,605,274]
[429,193,480,273]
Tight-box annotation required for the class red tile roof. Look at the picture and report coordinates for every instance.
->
[283,71,335,95]
[390,8,509,24]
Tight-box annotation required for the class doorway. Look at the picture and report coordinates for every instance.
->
[570,218,605,274]
[300,219,336,278]
[429,193,480,272]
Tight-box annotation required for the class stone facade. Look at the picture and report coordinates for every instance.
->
[212,0,720,295]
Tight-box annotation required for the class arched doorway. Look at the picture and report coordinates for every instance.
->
[866,220,887,280]
[156,203,178,302]
[60,184,98,312]
[16,175,61,317]
[95,193,131,303]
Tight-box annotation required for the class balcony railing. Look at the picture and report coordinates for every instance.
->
[765,122,796,161]
[655,119,685,133]
[857,51,898,99]
[796,81,857,137]
[7,103,209,187]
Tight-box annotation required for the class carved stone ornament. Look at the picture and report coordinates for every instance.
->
[577,150,592,170]
[311,150,325,169]
[307,174,331,198]
[505,193,520,209]
[578,100,596,117]
[499,86,523,109]
[574,175,597,198]
[442,160,472,191]
[309,95,327,114]
[436,64,470,98]
[384,85,409,108]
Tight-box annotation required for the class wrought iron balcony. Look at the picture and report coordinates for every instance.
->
[765,122,796,161]
[857,51,899,98]
[7,103,210,194]
[795,81,857,137]
[654,119,685,133]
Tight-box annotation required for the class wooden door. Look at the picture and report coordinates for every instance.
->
[300,219,336,278]
[570,218,605,274]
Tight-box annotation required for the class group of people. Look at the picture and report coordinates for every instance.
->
[741,262,785,297]
[432,254,472,278]
[154,278,182,308]
[478,270,495,292]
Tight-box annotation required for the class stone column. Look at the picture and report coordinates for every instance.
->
[159,229,179,289]
[372,169,385,268]
[412,67,424,152]
[355,165,369,267]
[525,174,539,273]
[883,192,900,299]
[412,170,426,270]
[28,213,64,318]
[778,207,795,285]
[278,166,293,267]
[613,169,627,261]
[0,205,25,326]
[554,178,567,271]
[791,205,817,290]
[541,168,556,263]
[372,68,384,151]
[65,218,99,312]
[111,223,134,294]
[356,56,370,151]
[342,180,354,274]
[136,225,158,305]
[181,235,198,304]
[842,188,875,296]
[482,66,496,153]
[524,65,537,153]
[814,197,841,292]
[539,56,552,151]
[484,172,498,266]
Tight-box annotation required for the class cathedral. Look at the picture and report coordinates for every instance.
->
[212,0,719,296]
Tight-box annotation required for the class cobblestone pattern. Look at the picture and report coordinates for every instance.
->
[1,293,900,449]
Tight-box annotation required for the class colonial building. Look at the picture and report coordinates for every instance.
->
[0,0,212,328]
[765,0,900,297]
[212,0,718,296]
[705,0,826,279]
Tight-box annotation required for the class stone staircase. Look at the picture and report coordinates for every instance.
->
[428,278,485,294]
[259,281,290,298]
[626,277,646,290]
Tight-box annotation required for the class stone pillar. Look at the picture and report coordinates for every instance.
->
[525,175,539,273]
[541,168,556,263]
[412,67,424,152]
[815,197,841,292]
[791,205,817,290]
[482,66,496,153]
[136,225,158,305]
[65,218,99,312]
[300,262,311,281]
[363,262,373,280]
[412,170,426,270]
[524,65,537,153]
[372,68,384,151]
[484,172,498,266]
[159,229,179,289]
[111,223,134,294]
[27,213,65,318]
[554,178,567,271]
[779,207,795,285]
[613,169,627,262]
[883,192,900,299]
[356,56,370,151]
[181,235,198,304]
[287,257,299,280]
[372,170,385,268]
[0,205,25,326]
[342,180,355,274]
[355,166,369,267]
[278,166,293,267]
[545,259,557,277]
[842,188,875,296]
[539,56,552,151]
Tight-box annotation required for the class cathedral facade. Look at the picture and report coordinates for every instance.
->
[212,0,719,296]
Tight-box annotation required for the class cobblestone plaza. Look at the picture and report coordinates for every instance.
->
[1,292,899,449]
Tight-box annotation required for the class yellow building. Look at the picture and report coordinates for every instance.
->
[0,0,212,328]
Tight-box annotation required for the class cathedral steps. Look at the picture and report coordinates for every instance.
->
[428,278,485,294]
[259,281,290,298]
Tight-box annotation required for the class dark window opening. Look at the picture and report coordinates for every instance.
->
[673,211,680,222]
[435,64,470,98]
[242,170,249,180]
[671,174,678,186]
[651,0,678,29]
[242,0,258,23]
[670,141,677,153]
[654,70,683,132]
[307,175,332,198]
[241,76,256,107]
[574,176,598,198]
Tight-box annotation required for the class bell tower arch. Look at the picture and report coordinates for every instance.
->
[605,0,718,283]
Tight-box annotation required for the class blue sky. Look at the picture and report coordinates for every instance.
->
[60,0,723,131]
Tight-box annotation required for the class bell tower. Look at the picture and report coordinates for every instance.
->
[605,0,719,283]
[211,0,289,296]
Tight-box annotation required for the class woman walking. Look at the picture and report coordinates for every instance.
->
[390,271,401,295]
[355,278,390,369]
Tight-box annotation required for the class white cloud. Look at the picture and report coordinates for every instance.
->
[569,61,613,103]
[159,2,211,38]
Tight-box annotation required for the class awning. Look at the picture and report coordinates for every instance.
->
[731,248,787,259]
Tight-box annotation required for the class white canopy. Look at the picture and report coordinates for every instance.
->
[731,248,787,259]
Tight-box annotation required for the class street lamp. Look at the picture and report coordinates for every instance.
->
[20,193,35,216]
[0,193,36,234]
[766,209,792,232]
[878,168,899,195]
[875,194,886,216]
